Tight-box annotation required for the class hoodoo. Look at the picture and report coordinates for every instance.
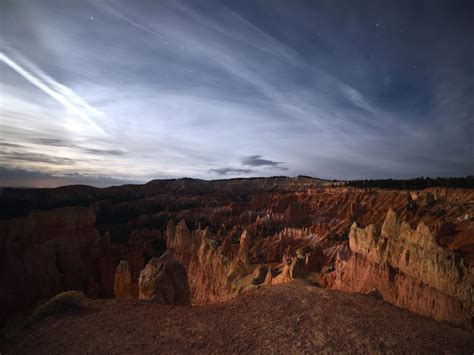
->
[1,177,473,353]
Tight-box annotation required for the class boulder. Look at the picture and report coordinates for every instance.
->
[138,252,191,305]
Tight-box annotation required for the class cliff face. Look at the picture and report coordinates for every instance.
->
[0,207,114,321]
[329,209,474,328]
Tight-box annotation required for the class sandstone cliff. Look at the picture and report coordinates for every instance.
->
[329,209,474,328]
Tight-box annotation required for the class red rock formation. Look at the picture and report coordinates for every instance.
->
[138,252,191,305]
[227,230,252,282]
[271,249,308,285]
[166,220,255,304]
[114,261,137,299]
[1,178,473,328]
[0,207,115,321]
[328,209,474,328]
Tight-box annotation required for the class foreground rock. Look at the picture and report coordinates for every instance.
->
[329,209,474,328]
[5,282,474,354]
[138,252,191,305]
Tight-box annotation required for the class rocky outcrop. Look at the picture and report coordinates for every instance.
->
[0,207,115,322]
[167,220,194,255]
[329,209,474,328]
[270,249,308,285]
[227,230,252,282]
[138,252,191,305]
[114,261,137,299]
[166,220,254,304]
[191,233,234,304]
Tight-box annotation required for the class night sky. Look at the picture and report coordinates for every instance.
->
[1,0,473,187]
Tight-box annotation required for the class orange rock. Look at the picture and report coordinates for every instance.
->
[114,260,137,299]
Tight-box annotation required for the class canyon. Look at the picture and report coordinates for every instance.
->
[0,177,473,351]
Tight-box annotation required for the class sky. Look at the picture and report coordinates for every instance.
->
[0,0,473,187]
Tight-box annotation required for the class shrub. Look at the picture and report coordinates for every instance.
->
[31,291,85,322]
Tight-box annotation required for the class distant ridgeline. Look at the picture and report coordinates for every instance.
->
[346,176,474,190]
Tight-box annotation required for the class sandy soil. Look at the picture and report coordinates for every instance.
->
[4,281,474,354]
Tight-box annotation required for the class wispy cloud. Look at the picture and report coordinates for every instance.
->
[0,49,105,135]
[31,138,72,147]
[0,150,76,166]
[0,0,472,186]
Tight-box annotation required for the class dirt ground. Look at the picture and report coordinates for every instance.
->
[4,281,474,354]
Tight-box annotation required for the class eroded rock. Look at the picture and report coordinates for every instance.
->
[166,221,256,304]
[329,209,474,328]
[114,260,137,299]
[138,252,191,305]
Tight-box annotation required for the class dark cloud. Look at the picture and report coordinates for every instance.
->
[241,155,284,167]
[82,148,127,156]
[209,167,253,175]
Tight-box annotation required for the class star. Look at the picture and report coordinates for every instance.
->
[90,16,94,20]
